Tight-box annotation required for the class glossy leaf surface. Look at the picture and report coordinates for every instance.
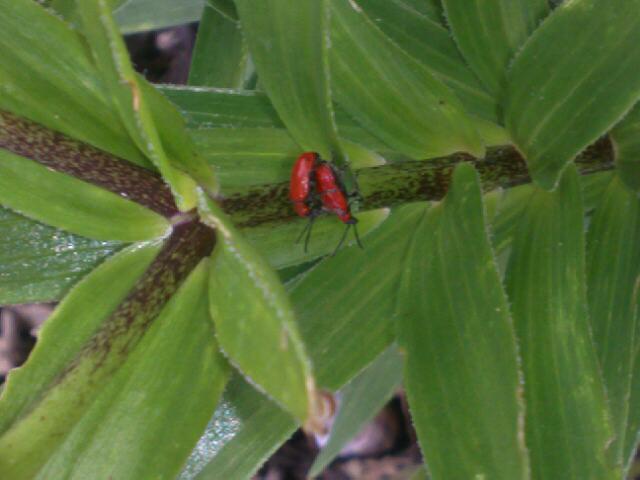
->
[505,166,617,479]
[330,0,484,159]
[505,0,640,189]
[586,175,640,470]
[182,376,296,480]
[399,164,528,479]
[442,0,548,95]
[0,208,121,305]
[234,0,342,161]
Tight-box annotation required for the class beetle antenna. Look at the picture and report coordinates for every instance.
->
[331,224,351,257]
[296,217,316,253]
[353,222,363,249]
[304,217,316,253]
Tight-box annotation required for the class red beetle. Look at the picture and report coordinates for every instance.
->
[289,151,319,218]
[289,152,363,254]
[315,161,363,254]
[290,152,323,251]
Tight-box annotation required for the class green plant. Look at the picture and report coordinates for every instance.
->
[0,0,638,478]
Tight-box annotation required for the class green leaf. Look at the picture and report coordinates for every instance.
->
[490,184,534,255]
[181,375,296,480]
[114,0,205,34]
[292,204,422,390]
[158,85,392,153]
[234,0,342,162]
[46,0,128,24]
[245,209,389,269]
[309,345,404,477]
[442,0,549,95]
[0,0,148,167]
[0,220,215,477]
[188,5,251,88]
[330,0,484,159]
[0,207,122,305]
[356,0,499,123]
[191,127,299,187]
[505,0,640,189]
[199,194,317,425]
[398,164,528,479]
[0,242,159,475]
[586,175,640,471]
[396,0,443,23]
[0,148,169,242]
[505,165,618,478]
[611,103,640,192]
[206,0,237,21]
[77,0,216,209]
[30,261,229,480]
[0,243,158,433]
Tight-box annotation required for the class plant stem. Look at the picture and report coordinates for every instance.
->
[0,110,615,228]
[0,111,177,217]
[222,138,615,227]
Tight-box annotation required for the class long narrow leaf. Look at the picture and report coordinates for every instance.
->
[77,0,216,209]
[357,0,498,123]
[505,0,640,189]
[0,148,169,242]
[292,204,423,390]
[330,0,484,159]
[442,0,548,95]
[234,0,342,161]
[188,5,251,88]
[399,164,528,479]
[0,0,148,166]
[158,85,392,152]
[586,175,640,472]
[198,194,317,425]
[505,165,617,478]
[0,221,215,477]
[32,261,230,479]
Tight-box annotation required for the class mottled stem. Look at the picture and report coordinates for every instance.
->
[222,137,615,227]
[0,111,178,217]
[0,110,615,228]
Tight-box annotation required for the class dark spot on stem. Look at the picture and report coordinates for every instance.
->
[0,110,178,217]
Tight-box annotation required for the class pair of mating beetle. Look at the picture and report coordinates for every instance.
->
[289,152,363,254]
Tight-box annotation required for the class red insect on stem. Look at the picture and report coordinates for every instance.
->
[289,152,363,255]
[315,161,363,255]
[289,152,322,252]
[289,151,319,218]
